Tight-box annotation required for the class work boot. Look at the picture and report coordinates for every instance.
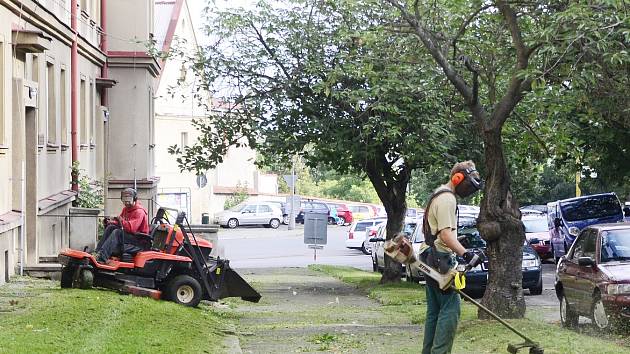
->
[91,251,107,264]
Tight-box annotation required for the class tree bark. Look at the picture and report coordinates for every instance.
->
[365,161,409,284]
[476,128,526,318]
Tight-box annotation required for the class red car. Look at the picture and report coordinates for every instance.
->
[326,203,353,225]
[523,215,552,259]
[555,223,630,330]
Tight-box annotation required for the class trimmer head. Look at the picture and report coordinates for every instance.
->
[507,342,544,354]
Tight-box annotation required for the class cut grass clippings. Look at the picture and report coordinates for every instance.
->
[310,264,630,354]
[0,276,236,354]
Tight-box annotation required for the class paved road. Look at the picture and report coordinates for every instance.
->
[218,224,560,320]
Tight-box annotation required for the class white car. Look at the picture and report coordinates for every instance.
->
[345,217,387,254]
[214,202,283,229]
[370,219,419,272]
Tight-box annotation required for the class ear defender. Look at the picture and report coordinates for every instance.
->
[451,172,465,186]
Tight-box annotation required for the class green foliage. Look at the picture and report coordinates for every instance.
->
[223,182,250,210]
[71,161,104,209]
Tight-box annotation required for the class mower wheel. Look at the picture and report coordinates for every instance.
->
[269,218,280,229]
[78,269,94,289]
[166,275,202,307]
[60,266,75,288]
[227,218,239,229]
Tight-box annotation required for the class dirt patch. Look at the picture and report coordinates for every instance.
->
[228,268,422,353]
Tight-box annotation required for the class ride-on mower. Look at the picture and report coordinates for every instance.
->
[58,208,261,307]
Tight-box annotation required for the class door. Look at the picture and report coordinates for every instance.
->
[257,204,273,224]
[559,230,588,309]
[574,229,597,313]
[240,204,257,225]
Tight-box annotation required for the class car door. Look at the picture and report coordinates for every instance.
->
[240,204,257,225]
[559,230,587,309]
[376,224,387,268]
[575,229,598,313]
[257,204,273,224]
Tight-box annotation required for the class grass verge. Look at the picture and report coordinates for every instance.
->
[310,264,630,354]
[0,276,236,353]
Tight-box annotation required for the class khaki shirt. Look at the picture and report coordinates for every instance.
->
[427,186,457,253]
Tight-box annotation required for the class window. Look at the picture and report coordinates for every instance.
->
[89,80,94,145]
[582,230,597,259]
[243,205,256,213]
[46,62,57,143]
[80,78,86,144]
[258,205,271,213]
[60,68,67,145]
[181,132,188,148]
[570,231,589,261]
[32,55,45,144]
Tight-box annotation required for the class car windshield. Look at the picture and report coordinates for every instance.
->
[560,196,621,222]
[403,223,417,236]
[600,229,630,262]
[229,203,247,212]
[523,218,547,233]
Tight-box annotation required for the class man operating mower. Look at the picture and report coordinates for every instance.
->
[93,188,150,264]
[421,160,484,354]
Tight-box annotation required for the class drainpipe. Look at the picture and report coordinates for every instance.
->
[100,0,108,106]
[70,0,79,191]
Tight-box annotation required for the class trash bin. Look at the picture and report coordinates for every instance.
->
[201,213,210,224]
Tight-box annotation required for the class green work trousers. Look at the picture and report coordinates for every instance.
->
[422,284,461,354]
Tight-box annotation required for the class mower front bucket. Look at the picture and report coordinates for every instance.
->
[207,262,261,303]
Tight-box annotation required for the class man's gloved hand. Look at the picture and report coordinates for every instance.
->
[462,250,484,268]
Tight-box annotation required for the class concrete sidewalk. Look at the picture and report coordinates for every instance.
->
[226,267,422,353]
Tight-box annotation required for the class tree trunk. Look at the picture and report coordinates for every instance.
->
[477,128,526,318]
[365,164,409,284]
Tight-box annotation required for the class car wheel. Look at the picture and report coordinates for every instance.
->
[269,218,280,229]
[591,292,611,330]
[337,217,345,226]
[165,274,202,307]
[529,275,543,295]
[361,241,371,255]
[227,218,238,229]
[282,215,289,225]
[560,293,578,328]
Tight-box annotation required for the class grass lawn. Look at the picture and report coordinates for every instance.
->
[310,265,630,354]
[0,276,236,354]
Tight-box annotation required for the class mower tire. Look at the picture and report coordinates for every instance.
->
[60,266,75,288]
[77,269,94,289]
[166,274,202,307]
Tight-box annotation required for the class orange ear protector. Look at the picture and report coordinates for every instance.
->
[451,172,465,186]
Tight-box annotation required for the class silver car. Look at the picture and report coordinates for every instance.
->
[214,202,283,229]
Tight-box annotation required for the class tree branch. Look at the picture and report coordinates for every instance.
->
[248,21,292,80]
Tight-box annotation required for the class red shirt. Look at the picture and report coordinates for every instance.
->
[116,201,149,234]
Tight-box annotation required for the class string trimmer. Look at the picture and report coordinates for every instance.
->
[384,235,544,354]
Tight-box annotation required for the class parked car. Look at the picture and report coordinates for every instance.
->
[214,202,283,229]
[347,204,373,221]
[325,202,353,225]
[555,223,630,330]
[295,200,329,224]
[263,200,289,224]
[521,205,548,214]
[370,219,418,272]
[547,193,624,263]
[345,217,387,254]
[406,217,542,297]
[458,205,480,215]
[523,215,552,259]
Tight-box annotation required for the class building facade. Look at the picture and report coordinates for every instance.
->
[0,0,158,285]
[153,0,277,223]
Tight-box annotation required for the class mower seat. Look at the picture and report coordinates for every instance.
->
[120,224,168,261]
